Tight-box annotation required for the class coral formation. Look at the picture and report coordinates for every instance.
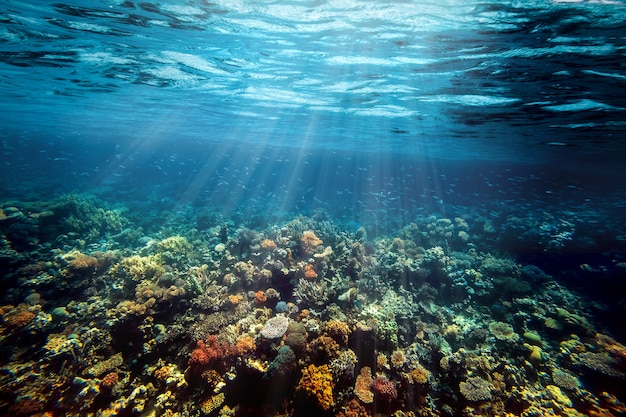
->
[0,196,624,417]
[296,364,335,411]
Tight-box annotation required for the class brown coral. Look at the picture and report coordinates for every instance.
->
[459,376,493,401]
[324,319,351,345]
[2,305,36,328]
[390,350,406,369]
[66,250,99,274]
[408,364,431,384]
[101,372,119,389]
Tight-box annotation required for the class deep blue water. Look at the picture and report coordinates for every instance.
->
[1,2,626,415]
[2,0,626,237]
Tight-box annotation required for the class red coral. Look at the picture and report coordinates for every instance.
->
[188,336,236,369]
[371,375,397,402]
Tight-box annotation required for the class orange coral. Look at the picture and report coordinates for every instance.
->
[228,294,244,305]
[355,366,374,403]
[296,364,335,411]
[304,263,318,279]
[301,231,323,255]
[254,290,267,305]
[101,372,119,389]
[3,305,36,328]
[235,335,256,356]
[260,239,277,251]
[189,336,229,368]
[154,366,171,380]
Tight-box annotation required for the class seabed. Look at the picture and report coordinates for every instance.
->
[1,194,625,417]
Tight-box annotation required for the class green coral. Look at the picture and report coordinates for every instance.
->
[56,195,129,244]
[156,235,194,268]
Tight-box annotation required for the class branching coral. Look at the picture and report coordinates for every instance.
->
[111,254,164,281]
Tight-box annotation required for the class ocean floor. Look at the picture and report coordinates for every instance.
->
[1,194,625,417]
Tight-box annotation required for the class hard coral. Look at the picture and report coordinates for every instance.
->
[301,230,323,255]
[296,364,335,411]
[65,250,99,274]
[408,364,431,384]
[338,399,372,417]
[260,239,277,251]
[254,290,267,305]
[188,336,232,369]
[372,374,398,402]
[101,372,119,389]
[2,305,36,328]
[324,319,351,345]
[304,263,318,279]
[459,376,493,401]
[354,366,374,404]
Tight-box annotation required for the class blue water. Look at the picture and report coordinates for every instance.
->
[2,1,626,415]
[2,0,626,221]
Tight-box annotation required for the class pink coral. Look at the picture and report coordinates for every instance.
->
[371,375,398,402]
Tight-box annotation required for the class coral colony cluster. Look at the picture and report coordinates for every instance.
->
[0,195,625,417]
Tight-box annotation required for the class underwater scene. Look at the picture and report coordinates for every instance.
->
[2,0,626,416]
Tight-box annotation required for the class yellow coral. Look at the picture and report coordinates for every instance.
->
[200,392,224,414]
[296,364,335,411]
[408,364,431,384]
[111,255,164,281]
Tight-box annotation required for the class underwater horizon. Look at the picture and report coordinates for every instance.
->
[1,1,626,416]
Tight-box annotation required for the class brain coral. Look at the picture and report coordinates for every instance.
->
[260,316,290,339]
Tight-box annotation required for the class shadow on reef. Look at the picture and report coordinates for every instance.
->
[1,195,626,416]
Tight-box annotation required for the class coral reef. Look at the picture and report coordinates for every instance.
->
[0,196,624,417]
